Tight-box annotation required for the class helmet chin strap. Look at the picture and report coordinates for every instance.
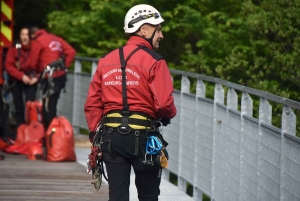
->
[131,27,157,49]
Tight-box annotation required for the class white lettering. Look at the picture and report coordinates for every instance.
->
[49,41,62,51]
[116,76,127,80]
[104,80,139,86]
[103,69,117,79]
[117,68,140,79]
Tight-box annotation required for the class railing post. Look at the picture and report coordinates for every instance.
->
[196,79,205,98]
[91,61,97,79]
[240,92,253,201]
[225,88,238,201]
[193,78,206,201]
[211,83,224,201]
[227,88,238,110]
[257,98,272,200]
[178,75,190,193]
[280,105,296,201]
[72,60,82,134]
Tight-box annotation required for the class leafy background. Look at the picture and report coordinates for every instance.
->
[14,0,300,131]
[13,0,300,198]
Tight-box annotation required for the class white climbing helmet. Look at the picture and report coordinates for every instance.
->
[124,4,164,34]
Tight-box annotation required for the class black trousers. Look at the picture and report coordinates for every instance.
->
[0,85,9,138]
[11,81,37,128]
[102,128,163,201]
[42,74,66,131]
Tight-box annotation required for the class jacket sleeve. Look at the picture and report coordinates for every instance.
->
[5,48,24,81]
[27,41,43,78]
[84,66,104,132]
[59,37,76,68]
[148,59,177,119]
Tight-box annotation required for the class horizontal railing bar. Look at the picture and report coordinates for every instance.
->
[216,102,227,109]
[75,56,99,62]
[242,114,259,124]
[169,69,300,110]
[260,122,282,134]
[284,132,300,143]
[74,57,300,109]
[182,92,196,99]
[197,97,214,104]
[228,108,241,116]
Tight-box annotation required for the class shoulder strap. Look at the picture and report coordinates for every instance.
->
[119,46,141,112]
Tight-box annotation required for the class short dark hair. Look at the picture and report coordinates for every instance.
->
[29,26,40,35]
[19,27,29,34]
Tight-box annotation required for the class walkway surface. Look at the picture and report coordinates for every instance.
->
[76,148,195,201]
[0,152,109,201]
[0,133,194,201]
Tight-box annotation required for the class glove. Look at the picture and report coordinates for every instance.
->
[161,117,171,126]
[89,131,95,143]
[156,117,171,127]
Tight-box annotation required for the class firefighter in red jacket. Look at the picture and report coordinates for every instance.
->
[0,48,9,145]
[84,4,176,201]
[29,27,76,130]
[5,27,42,128]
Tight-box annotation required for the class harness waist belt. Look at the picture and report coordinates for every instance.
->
[103,112,155,129]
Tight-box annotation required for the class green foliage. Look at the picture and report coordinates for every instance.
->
[43,0,300,134]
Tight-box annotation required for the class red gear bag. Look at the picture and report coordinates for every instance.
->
[25,100,43,124]
[45,116,76,162]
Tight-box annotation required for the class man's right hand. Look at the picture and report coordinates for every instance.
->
[21,75,31,84]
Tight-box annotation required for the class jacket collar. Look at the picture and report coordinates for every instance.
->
[126,36,152,50]
[20,42,31,50]
[33,29,47,39]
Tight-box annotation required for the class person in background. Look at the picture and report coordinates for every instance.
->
[29,26,76,130]
[0,48,11,154]
[5,27,42,128]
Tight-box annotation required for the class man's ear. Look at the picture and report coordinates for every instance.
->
[139,25,147,37]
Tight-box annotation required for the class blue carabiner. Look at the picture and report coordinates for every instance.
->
[146,136,162,155]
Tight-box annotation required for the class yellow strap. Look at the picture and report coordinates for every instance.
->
[106,113,149,120]
[105,112,151,129]
[106,113,122,118]
[105,123,150,130]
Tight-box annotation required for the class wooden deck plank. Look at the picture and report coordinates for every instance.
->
[0,153,109,201]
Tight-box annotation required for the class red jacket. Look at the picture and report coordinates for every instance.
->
[84,36,177,131]
[33,29,76,78]
[0,49,3,85]
[5,40,42,81]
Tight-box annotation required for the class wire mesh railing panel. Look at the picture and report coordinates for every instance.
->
[178,93,196,183]
[57,73,74,122]
[76,73,91,129]
[163,91,181,174]
[226,109,241,201]
[212,103,228,201]
[194,97,214,196]
[240,116,259,201]
[258,123,281,201]
[283,134,300,201]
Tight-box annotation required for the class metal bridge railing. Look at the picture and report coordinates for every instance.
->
[57,56,300,201]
